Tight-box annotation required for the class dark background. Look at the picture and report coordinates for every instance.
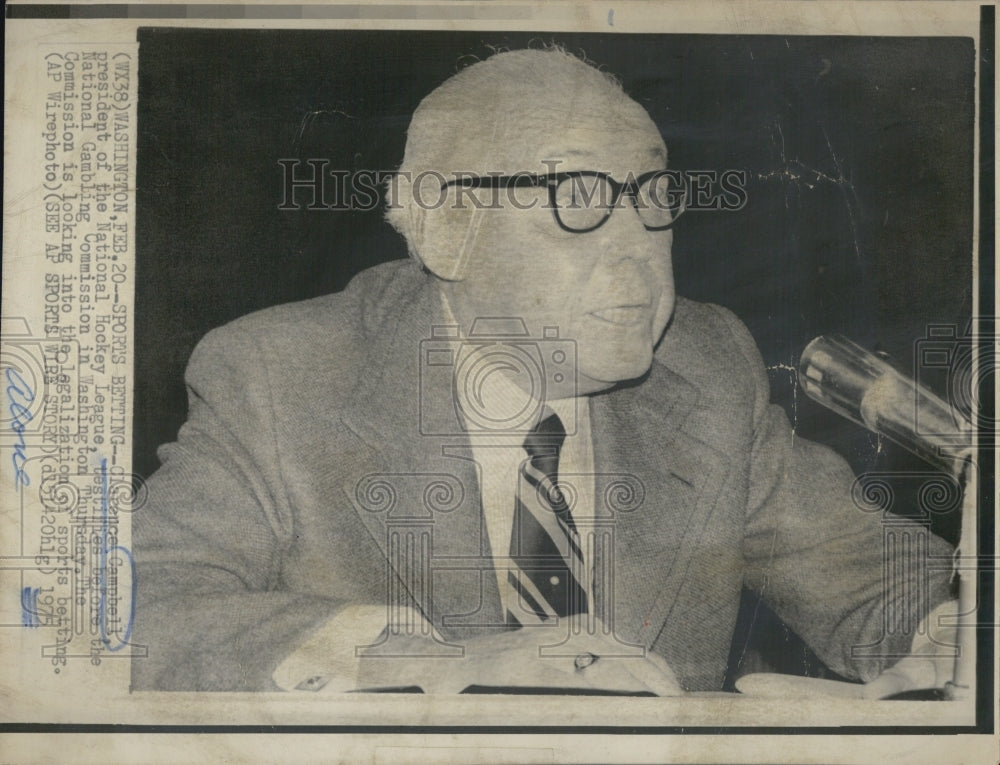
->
[134,29,976,683]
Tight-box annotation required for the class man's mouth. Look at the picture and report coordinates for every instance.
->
[588,305,649,326]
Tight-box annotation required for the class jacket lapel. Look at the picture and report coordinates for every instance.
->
[338,269,503,640]
[590,360,729,651]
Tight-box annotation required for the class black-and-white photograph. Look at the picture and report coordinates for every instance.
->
[130,28,983,704]
[1,5,995,760]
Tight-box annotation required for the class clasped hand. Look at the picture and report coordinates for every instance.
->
[357,618,684,696]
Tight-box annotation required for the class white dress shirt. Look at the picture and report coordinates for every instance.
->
[442,298,596,615]
[461,378,596,616]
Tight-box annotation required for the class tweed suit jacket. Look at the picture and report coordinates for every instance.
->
[132,258,952,692]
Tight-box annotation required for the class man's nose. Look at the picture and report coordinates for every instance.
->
[597,195,657,260]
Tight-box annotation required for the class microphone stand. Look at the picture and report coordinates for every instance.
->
[947,454,976,701]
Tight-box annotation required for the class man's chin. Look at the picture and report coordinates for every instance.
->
[577,355,654,395]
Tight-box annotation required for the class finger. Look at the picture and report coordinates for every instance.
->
[567,631,682,696]
[638,650,685,696]
[863,657,938,699]
[579,650,680,696]
[613,654,683,697]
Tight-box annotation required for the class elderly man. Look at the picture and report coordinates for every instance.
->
[133,48,956,696]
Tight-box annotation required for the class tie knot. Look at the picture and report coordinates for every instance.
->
[523,411,566,457]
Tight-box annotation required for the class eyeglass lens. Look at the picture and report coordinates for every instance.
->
[553,174,683,232]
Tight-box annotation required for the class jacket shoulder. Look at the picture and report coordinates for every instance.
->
[190,260,415,361]
[656,297,766,380]
[214,259,415,336]
[183,259,420,398]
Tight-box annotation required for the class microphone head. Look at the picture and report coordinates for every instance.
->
[799,335,972,474]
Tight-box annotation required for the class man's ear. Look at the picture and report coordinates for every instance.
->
[407,195,482,282]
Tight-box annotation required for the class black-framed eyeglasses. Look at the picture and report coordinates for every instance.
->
[440,170,686,234]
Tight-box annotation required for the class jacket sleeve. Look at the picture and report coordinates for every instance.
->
[710,306,955,682]
[131,324,350,691]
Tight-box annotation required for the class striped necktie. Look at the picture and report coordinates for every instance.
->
[507,411,588,625]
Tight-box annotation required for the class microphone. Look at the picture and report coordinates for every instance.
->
[798,335,972,475]
[794,335,978,702]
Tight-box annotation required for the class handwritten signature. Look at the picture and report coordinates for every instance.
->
[5,367,34,489]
